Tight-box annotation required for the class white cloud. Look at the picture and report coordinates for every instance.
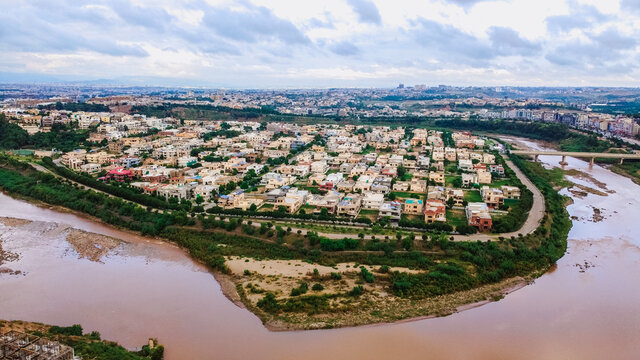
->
[0,0,639,87]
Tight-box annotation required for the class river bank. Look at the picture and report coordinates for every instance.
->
[0,319,164,359]
[0,153,570,332]
[0,209,528,332]
[2,146,640,358]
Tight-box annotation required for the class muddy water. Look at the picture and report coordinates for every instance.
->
[2,142,640,359]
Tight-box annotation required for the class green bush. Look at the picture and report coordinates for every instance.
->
[348,285,364,297]
[290,282,309,296]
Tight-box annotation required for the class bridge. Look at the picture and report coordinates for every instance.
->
[510,150,640,165]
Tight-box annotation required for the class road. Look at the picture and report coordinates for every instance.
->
[290,157,545,242]
[449,158,545,241]
[29,162,150,209]
[28,156,545,243]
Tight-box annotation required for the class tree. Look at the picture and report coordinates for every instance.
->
[397,165,407,178]
[402,236,414,251]
[249,203,258,212]
[456,224,477,235]
[0,114,29,149]
[446,197,455,208]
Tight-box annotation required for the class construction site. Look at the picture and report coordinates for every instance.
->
[0,330,74,360]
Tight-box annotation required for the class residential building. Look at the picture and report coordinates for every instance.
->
[429,171,445,185]
[79,163,101,175]
[362,192,385,209]
[466,202,492,232]
[379,201,402,221]
[476,170,492,184]
[501,185,521,199]
[336,194,362,217]
[403,198,424,215]
[424,199,446,223]
[481,186,504,208]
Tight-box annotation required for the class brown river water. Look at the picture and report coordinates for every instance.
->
[1,140,640,359]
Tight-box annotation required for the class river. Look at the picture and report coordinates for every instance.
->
[1,141,640,359]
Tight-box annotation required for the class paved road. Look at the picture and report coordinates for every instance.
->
[261,157,545,242]
[29,162,150,209]
[449,158,545,242]
[29,156,545,243]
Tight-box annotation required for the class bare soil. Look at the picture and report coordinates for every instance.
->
[65,229,122,262]
[0,319,50,334]
[225,255,530,331]
[0,217,23,269]
[564,169,609,190]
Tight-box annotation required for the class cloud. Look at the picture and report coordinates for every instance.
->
[590,28,637,50]
[2,0,640,87]
[347,0,382,25]
[329,41,360,56]
[620,0,640,14]
[546,4,610,33]
[488,27,541,56]
[441,0,495,9]
[412,19,494,64]
[0,7,149,57]
[308,17,335,29]
[201,3,310,45]
[108,0,175,30]
[545,28,637,70]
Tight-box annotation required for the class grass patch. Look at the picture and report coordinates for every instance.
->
[446,209,467,228]
[464,190,483,203]
[391,191,424,200]
[445,175,461,187]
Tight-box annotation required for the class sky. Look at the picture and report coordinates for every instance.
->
[1,0,640,88]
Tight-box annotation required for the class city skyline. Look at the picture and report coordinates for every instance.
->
[1,0,640,88]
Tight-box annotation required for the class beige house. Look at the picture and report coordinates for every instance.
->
[403,198,424,215]
[476,170,492,184]
[424,199,446,223]
[501,185,521,199]
[447,188,465,206]
[429,171,445,185]
[393,181,411,191]
[80,163,101,174]
[336,194,362,218]
[410,179,428,193]
[481,186,504,208]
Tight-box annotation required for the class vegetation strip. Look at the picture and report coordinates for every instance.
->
[0,153,571,330]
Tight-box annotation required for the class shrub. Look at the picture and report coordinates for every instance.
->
[49,324,83,336]
[312,283,324,291]
[290,282,309,296]
[257,293,279,313]
[360,266,374,283]
[348,285,364,297]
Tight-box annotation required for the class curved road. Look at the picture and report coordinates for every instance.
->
[450,158,545,241]
[28,156,545,243]
[242,157,546,242]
